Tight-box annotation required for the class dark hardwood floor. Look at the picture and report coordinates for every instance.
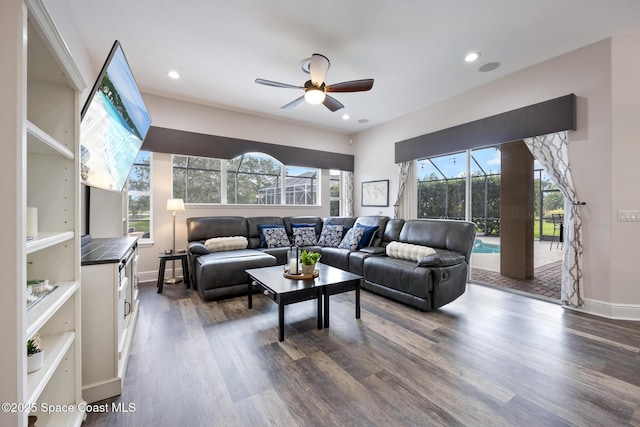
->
[84,280,640,426]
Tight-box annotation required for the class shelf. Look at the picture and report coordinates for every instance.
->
[26,120,74,159]
[26,281,79,339]
[26,331,75,405]
[26,231,74,255]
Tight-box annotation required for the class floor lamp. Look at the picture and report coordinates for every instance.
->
[166,198,185,284]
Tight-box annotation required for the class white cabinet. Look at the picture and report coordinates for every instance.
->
[0,0,87,425]
[81,237,139,403]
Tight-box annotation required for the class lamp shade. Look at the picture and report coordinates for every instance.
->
[166,198,185,212]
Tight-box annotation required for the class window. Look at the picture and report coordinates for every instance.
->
[172,152,320,205]
[127,150,152,240]
[283,166,317,205]
[330,170,340,216]
[173,155,221,203]
[227,153,281,204]
[417,147,501,234]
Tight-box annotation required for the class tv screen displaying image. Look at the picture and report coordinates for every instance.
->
[80,40,152,192]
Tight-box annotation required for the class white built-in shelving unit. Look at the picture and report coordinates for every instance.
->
[1,0,87,425]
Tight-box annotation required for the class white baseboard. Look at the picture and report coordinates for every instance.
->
[567,298,640,321]
[137,267,183,284]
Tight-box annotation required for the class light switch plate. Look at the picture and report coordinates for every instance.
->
[617,210,640,222]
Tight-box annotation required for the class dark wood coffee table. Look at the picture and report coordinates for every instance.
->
[246,263,363,341]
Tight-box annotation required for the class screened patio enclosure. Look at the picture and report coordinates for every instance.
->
[257,171,317,205]
[416,146,564,241]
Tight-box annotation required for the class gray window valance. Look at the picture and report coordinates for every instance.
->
[142,126,354,172]
[395,94,576,163]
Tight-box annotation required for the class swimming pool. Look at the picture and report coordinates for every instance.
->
[472,238,500,254]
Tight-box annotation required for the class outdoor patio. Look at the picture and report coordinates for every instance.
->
[469,236,563,302]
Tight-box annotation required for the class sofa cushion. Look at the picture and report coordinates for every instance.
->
[204,236,248,252]
[386,241,436,261]
[187,216,248,242]
[364,256,433,299]
[339,227,365,250]
[257,224,285,248]
[263,227,291,248]
[292,226,317,246]
[417,250,465,267]
[317,224,344,247]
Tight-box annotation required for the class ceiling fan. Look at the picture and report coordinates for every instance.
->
[255,53,374,112]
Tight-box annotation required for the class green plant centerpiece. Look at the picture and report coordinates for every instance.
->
[300,250,321,275]
[27,333,43,373]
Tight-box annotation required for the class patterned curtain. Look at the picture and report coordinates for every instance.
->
[340,171,354,216]
[524,132,584,307]
[393,161,412,219]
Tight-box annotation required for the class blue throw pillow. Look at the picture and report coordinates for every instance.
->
[257,224,284,248]
[356,224,380,249]
[291,222,318,235]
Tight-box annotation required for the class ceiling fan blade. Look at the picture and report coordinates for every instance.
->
[325,79,374,93]
[323,95,344,112]
[281,96,305,109]
[255,78,303,90]
[309,53,330,87]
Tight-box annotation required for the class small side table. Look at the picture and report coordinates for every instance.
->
[157,252,190,294]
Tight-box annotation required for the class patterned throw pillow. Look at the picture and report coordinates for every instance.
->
[338,227,365,250]
[257,224,284,248]
[292,227,317,246]
[263,227,291,248]
[317,224,344,248]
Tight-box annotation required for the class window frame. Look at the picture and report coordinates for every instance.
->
[127,150,153,243]
[172,153,321,206]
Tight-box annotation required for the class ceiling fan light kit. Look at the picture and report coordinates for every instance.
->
[256,53,373,112]
[304,88,326,105]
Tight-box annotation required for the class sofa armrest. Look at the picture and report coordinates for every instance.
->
[188,242,210,255]
[417,252,465,267]
[359,246,386,255]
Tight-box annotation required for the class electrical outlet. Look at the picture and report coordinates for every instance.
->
[617,210,640,222]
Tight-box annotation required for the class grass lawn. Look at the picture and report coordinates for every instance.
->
[534,219,558,239]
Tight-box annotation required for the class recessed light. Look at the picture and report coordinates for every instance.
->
[357,118,369,124]
[167,71,180,79]
[342,114,350,120]
[465,52,481,62]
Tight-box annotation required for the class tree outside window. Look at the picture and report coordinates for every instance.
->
[127,150,151,239]
[173,155,222,203]
[172,152,320,206]
[330,170,340,216]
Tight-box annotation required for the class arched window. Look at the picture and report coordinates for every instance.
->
[172,152,319,205]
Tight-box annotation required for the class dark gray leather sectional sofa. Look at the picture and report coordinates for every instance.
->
[186,215,476,311]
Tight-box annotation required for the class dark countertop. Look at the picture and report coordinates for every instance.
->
[81,236,138,266]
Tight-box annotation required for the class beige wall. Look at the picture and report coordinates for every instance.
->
[610,34,640,307]
[354,37,640,316]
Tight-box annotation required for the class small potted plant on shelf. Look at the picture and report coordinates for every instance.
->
[300,250,321,275]
[27,333,43,373]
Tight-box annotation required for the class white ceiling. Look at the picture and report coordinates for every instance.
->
[66,0,640,134]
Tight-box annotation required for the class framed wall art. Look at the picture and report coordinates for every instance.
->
[361,179,389,207]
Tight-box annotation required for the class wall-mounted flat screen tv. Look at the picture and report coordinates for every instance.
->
[80,40,152,192]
